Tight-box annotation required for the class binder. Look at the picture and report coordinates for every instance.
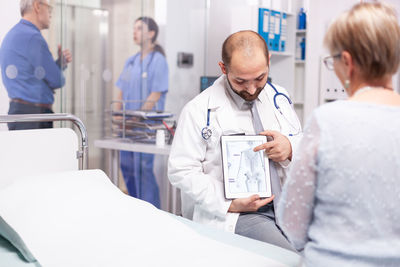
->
[258,8,270,46]
[280,13,287,52]
[268,10,275,50]
[272,10,281,51]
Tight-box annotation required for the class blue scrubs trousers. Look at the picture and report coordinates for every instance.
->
[120,151,160,208]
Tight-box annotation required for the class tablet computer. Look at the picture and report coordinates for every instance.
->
[221,135,272,199]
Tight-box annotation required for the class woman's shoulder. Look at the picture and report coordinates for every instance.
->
[150,51,168,72]
[316,99,400,114]
[315,100,345,112]
[124,53,139,66]
[152,51,167,61]
[308,101,349,127]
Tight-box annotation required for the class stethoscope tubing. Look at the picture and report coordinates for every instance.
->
[268,81,293,110]
[202,82,300,140]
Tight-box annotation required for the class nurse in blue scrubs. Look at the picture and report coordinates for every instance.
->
[116,17,168,208]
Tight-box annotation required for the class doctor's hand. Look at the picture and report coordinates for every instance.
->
[228,194,274,213]
[254,130,292,162]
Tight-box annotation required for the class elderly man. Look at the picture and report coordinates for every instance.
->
[168,30,302,250]
[0,0,72,130]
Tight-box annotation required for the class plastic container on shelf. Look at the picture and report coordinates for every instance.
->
[300,37,306,60]
[297,8,306,30]
[295,36,302,60]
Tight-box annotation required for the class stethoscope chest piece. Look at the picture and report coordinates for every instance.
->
[201,108,213,140]
[201,126,213,140]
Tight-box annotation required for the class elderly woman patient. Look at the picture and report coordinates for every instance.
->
[277,2,400,267]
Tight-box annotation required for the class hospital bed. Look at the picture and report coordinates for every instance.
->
[0,114,301,267]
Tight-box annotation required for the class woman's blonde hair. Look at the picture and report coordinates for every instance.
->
[324,2,400,81]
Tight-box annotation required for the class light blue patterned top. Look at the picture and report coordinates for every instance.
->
[277,100,400,267]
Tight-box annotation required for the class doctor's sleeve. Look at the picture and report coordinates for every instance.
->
[168,103,231,218]
[276,112,320,251]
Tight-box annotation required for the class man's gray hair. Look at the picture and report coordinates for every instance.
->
[20,0,38,16]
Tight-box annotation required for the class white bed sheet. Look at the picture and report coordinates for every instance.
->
[0,170,292,267]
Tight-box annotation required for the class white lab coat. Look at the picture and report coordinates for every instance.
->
[168,75,302,233]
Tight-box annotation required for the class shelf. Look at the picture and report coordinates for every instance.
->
[293,102,304,106]
[295,60,305,64]
[269,51,293,57]
[258,7,294,16]
[94,138,171,155]
[296,29,307,34]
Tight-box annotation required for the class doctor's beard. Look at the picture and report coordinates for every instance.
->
[236,87,264,101]
[227,78,265,102]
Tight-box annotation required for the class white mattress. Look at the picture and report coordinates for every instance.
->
[0,170,297,267]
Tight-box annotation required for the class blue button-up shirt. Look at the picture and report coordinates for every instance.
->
[0,19,65,104]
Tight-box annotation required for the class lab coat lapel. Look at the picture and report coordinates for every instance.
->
[215,104,239,134]
[207,77,240,134]
[263,83,290,135]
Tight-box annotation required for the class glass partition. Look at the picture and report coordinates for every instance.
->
[2,0,279,212]
[49,1,111,169]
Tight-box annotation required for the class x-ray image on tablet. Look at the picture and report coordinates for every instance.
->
[221,135,272,199]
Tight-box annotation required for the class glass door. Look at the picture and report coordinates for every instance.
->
[49,2,111,169]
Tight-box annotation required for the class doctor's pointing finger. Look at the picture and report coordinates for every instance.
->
[254,130,293,162]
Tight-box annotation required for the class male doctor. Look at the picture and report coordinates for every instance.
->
[168,30,301,250]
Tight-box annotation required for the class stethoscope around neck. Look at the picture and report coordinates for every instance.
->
[201,81,301,140]
[129,51,156,101]
[201,109,213,140]
[130,51,156,79]
[268,81,301,137]
[269,81,291,111]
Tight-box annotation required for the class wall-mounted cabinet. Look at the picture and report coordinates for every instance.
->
[166,0,309,125]
[257,1,307,125]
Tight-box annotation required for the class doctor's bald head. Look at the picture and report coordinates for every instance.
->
[219,31,270,102]
[221,31,269,70]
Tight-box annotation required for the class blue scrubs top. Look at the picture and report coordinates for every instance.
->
[116,51,168,111]
[0,19,65,104]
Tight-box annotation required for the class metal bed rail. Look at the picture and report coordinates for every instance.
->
[0,113,88,170]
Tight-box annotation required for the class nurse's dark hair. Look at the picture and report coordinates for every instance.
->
[137,16,165,57]
[221,30,269,69]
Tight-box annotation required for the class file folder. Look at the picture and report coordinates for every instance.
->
[272,10,281,51]
[280,13,287,52]
[268,10,275,50]
[258,8,270,46]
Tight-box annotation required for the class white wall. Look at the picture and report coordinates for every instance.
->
[303,0,357,120]
[0,1,20,130]
[304,0,400,120]
[386,0,400,93]
[164,0,263,117]
[163,0,206,117]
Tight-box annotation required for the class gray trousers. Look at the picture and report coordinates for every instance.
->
[235,206,296,252]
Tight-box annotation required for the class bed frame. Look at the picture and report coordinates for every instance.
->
[0,113,88,169]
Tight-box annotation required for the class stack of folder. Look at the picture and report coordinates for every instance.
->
[110,109,176,144]
[258,8,287,52]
